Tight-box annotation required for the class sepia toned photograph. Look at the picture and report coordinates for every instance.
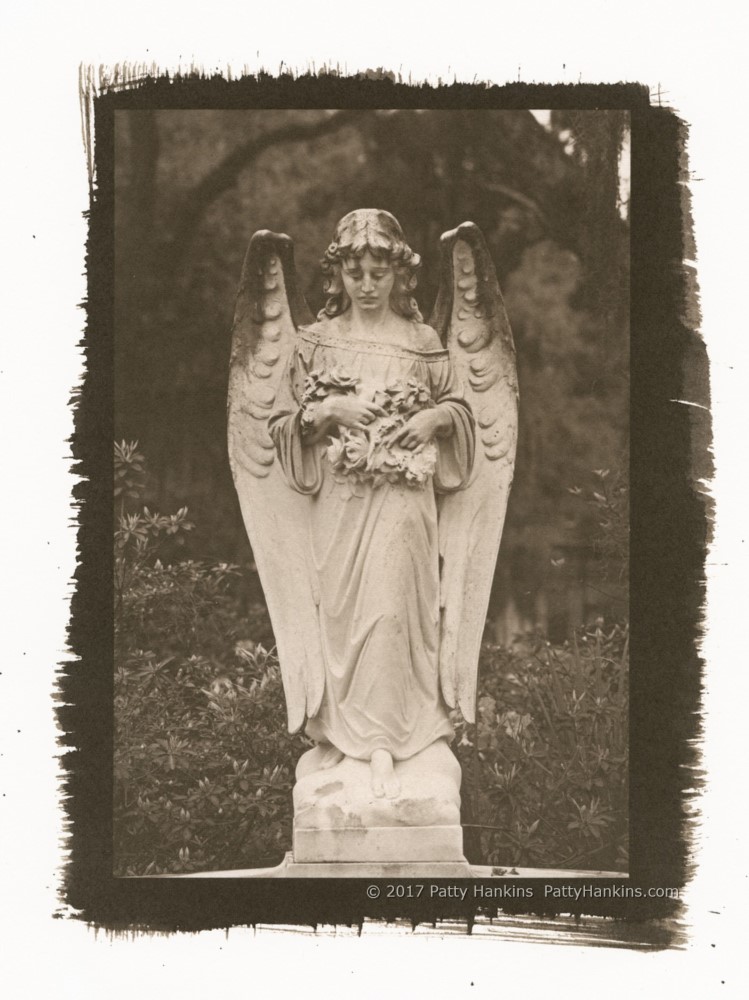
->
[112,107,630,880]
[4,1,734,985]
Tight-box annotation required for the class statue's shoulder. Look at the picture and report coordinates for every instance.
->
[298,317,331,339]
[299,314,362,344]
[410,322,445,353]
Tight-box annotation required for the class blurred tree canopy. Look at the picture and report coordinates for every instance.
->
[114,109,629,642]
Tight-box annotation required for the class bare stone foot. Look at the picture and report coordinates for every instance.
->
[370,749,401,799]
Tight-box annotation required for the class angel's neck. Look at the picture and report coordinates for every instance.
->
[341,307,402,341]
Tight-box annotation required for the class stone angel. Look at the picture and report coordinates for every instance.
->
[228,210,517,865]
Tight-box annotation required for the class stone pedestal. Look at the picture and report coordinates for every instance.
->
[152,855,625,879]
[198,853,474,877]
[292,738,466,864]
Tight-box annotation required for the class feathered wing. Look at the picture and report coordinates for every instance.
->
[431,223,519,724]
[227,231,324,732]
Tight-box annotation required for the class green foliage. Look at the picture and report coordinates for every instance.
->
[114,439,145,512]
[115,640,303,875]
[581,465,629,589]
[114,443,306,875]
[566,463,629,615]
[456,622,629,872]
[115,442,628,876]
[115,439,195,601]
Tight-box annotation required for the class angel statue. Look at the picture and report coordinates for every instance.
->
[228,209,517,866]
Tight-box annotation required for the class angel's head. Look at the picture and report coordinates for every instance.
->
[319,209,423,322]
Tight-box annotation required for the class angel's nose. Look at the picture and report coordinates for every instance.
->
[361,273,375,292]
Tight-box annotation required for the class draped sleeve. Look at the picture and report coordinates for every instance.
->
[430,356,476,493]
[267,341,324,495]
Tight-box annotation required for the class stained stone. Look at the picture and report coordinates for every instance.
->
[228,215,518,869]
[293,739,465,864]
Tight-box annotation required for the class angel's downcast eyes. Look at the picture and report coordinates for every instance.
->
[342,265,392,281]
[340,252,397,314]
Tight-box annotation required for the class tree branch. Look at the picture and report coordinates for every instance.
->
[478,179,550,229]
[165,110,363,275]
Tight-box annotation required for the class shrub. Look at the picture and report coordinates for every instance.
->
[113,442,307,875]
[114,640,305,875]
[568,463,629,593]
[456,622,629,872]
[114,442,628,875]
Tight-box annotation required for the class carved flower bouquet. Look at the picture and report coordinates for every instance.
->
[301,368,438,489]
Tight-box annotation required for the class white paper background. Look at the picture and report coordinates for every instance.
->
[1,2,745,995]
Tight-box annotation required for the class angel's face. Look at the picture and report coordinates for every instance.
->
[340,251,396,317]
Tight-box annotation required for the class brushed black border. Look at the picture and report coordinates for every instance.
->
[62,74,707,945]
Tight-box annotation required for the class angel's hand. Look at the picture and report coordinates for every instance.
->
[321,394,388,431]
[388,408,453,449]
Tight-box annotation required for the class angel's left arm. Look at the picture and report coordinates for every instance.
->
[430,358,476,493]
[267,345,324,495]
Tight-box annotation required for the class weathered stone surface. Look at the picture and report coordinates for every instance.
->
[292,739,465,863]
[255,854,474,878]
[156,855,624,879]
[228,214,517,866]
[294,826,465,864]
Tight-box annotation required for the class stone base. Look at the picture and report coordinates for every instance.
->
[293,739,464,863]
[284,858,475,878]
[294,825,464,864]
[144,853,625,879]
[201,853,476,878]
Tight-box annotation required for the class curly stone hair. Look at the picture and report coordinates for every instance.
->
[318,209,423,321]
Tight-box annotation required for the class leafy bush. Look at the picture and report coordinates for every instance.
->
[569,463,629,592]
[114,640,304,875]
[114,442,627,875]
[114,442,307,875]
[456,623,629,872]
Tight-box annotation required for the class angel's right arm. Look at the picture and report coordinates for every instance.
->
[267,347,324,495]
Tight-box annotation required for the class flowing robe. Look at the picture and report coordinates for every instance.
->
[268,322,475,761]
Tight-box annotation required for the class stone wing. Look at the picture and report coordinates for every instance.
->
[227,231,324,732]
[431,223,519,723]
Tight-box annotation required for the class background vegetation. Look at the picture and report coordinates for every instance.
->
[113,110,629,874]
